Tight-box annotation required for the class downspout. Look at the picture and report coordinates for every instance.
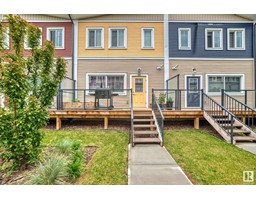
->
[68,14,77,100]
[164,14,169,89]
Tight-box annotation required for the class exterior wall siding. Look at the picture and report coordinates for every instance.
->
[78,22,164,58]
[8,14,65,21]
[169,60,254,106]
[169,22,253,58]
[169,14,250,22]
[84,14,164,21]
[77,59,164,106]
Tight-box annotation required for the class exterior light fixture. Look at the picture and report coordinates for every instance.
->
[137,67,142,76]
[192,68,197,74]
[156,64,163,70]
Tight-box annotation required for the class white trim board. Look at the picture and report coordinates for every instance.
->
[169,57,253,61]
[130,74,149,108]
[78,57,164,60]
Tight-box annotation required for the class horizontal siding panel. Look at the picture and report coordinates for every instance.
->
[85,14,163,21]
[78,22,164,58]
[169,14,250,21]
[169,22,253,58]
[3,14,66,21]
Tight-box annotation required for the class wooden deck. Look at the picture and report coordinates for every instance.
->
[49,109,204,130]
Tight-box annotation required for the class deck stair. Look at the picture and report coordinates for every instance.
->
[131,110,162,146]
[203,93,256,144]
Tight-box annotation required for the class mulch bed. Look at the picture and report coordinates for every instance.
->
[0,146,97,185]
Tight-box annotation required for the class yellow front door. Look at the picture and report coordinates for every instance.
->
[132,76,147,108]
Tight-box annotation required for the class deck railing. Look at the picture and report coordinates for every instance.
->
[152,91,165,145]
[203,93,236,144]
[222,89,256,130]
[56,89,132,110]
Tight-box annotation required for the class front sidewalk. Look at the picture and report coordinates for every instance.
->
[128,144,192,185]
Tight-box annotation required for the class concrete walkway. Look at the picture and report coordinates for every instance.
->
[236,142,256,155]
[128,144,192,185]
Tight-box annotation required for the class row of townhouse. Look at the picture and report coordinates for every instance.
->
[1,14,256,108]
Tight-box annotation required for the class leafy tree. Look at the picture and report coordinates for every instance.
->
[0,15,66,169]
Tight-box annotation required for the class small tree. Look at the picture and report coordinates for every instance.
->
[0,15,66,169]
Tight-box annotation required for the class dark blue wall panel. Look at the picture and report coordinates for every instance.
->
[169,22,253,58]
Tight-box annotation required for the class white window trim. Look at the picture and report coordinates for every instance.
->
[227,28,246,50]
[206,74,245,96]
[24,27,43,50]
[205,28,223,50]
[178,28,191,50]
[108,27,127,49]
[86,27,104,49]
[46,27,65,49]
[141,28,154,49]
[85,73,127,95]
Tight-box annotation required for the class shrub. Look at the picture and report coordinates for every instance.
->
[67,142,84,180]
[27,153,68,185]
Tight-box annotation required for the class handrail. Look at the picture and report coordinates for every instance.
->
[203,93,236,144]
[152,90,165,145]
[222,90,256,130]
[130,89,134,145]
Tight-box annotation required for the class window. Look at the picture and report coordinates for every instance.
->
[86,28,104,48]
[227,28,245,50]
[205,28,223,50]
[87,73,127,95]
[141,28,154,48]
[47,28,64,49]
[24,27,43,49]
[3,28,9,49]
[109,28,127,48]
[178,28,191,50]
[206,74,244,94]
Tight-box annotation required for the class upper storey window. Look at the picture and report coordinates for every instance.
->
[142,28,154,49]
[3,28,9,49]
[109,28,127,48]
[227,28,245,50]
[178,28,191,50]
[86,28,104,48]
[47,27,65,49]
[205,28,223,50]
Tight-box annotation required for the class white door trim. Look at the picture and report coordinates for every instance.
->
[184,75,203,109]
[130,74,149,108]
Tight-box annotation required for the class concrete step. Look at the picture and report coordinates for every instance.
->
[234,136,256,142]
[133,138,161,144]
[134,130,158,135]
[133,124,156,128]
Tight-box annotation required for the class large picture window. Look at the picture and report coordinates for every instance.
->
[47,27,65,49]
[207,74,244,94]
[87,73,127,95]
[205,28,223,50]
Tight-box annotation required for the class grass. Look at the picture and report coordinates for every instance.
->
[42,129,128,185]
[164,130,256,185]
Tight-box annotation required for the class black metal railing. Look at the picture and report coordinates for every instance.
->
[222,89,256,130]
[152,91,165,145]
[56,89,132,110]
[130,88,134,145]
[153,89,203,110]
[203,93,236,144]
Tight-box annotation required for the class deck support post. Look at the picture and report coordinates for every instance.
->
[104,116,109,129]
[194,117,199,129]
[56,116,62,130]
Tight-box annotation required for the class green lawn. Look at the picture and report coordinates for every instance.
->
[164,130,256,185]
[42,130,128,185]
